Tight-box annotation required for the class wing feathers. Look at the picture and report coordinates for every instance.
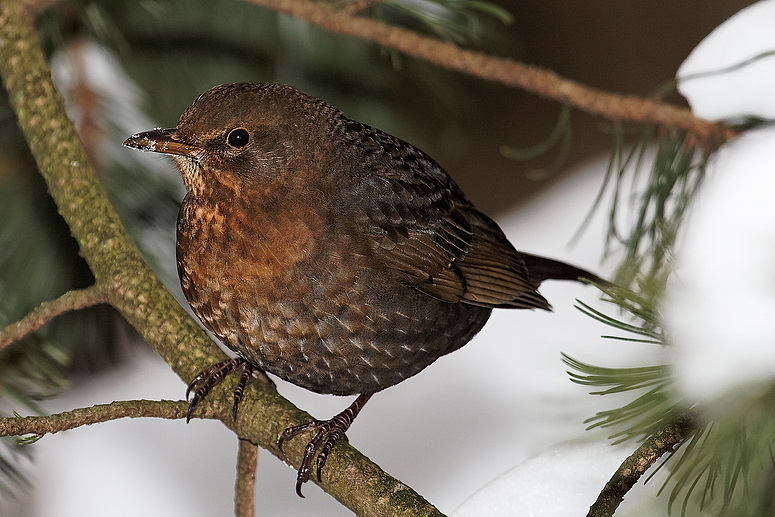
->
[348,122,559,311]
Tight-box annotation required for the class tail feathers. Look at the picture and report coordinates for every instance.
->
[520,252,611,289]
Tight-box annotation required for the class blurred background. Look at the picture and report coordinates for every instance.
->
[0,0,757,515]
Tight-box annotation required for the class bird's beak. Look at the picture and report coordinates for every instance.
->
[123,128,204,159]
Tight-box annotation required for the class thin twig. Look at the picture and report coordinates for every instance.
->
[0,284,112,349]
[242,0,735,149]
[236,438,259,517]
[587,411,697,517]
[0,400,191,437]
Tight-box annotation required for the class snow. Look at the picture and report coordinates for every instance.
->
[666,128,775,403]
[453,442,663,517]
[667,0,775,404]
[677,0,775,120]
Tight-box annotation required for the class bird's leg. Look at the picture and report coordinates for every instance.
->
[278,393,373,497]
[186,357,272,421]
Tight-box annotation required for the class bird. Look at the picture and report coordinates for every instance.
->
[123,82,607,496]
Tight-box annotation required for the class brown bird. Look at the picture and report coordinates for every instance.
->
[123,82,606,496]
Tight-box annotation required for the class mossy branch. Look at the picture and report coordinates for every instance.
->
[0,400,190,436]
[0,2,441,515]
[0,285,111,349]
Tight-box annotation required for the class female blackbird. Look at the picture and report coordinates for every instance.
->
[123,82,604,495]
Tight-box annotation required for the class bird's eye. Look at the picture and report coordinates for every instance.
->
[227,127,250,149]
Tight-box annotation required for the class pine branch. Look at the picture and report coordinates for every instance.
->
[0,3,443,515]
[242,0,735,149]
[236,438,259,517]
[588,411,697,517]
[0,285,111,349]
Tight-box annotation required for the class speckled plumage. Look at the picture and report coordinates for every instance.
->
[124,82,604,494]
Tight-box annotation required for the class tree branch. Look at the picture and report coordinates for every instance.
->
[0,400,190,437]
[587,412,697,517]
[0,285,111,349]
[236,438,259,517]
[0,3,442,515]
[242,0,735,149]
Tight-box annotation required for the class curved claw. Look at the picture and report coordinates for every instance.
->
[288,421,335,497]
[277,393,373,497]
[278,421,321,497]
[185,371,206,400]
[185,357,259,422]
[278,420,318,453]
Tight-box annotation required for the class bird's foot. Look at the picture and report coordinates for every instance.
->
[278,418,346,497]
[186,357,272,421]
[278,393,373,497]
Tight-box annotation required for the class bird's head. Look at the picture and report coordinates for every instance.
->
[123,82,340,199]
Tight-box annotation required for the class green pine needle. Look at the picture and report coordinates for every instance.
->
[663,385,775,517]
[575,300,661,340]
[374,0,512,47]
[563,353,677,443]
[16,435,42,446]
[0,438,31,496]
[500,105,573,180]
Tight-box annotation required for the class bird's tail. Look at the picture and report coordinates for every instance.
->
[520,252,612,289]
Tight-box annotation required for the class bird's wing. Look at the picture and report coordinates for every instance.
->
[346,124,550,310]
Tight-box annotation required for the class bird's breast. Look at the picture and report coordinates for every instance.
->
[178,198,324,296]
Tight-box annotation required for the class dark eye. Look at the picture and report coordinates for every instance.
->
[227,127,250,149]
